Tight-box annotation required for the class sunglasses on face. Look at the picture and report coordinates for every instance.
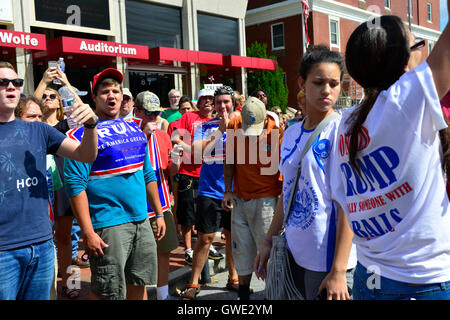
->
[123,96,131,102]
[0,78,24,88]
[145,110,161,116]
[42,93,57,100]
[410,39,425,51]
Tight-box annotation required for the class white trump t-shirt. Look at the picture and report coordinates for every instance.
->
[280,117,357,272]
[330,61,450,284]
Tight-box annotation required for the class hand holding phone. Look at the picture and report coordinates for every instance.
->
[48,61,61,84]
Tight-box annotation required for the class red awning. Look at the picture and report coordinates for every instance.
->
[32,37,114,68]
[223,55,277,71]
[59,36,149,60]
[33,36,148,60]
[0,30,46,50]
[149,47,223,65]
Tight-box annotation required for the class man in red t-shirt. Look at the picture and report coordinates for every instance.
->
[171,89,215,264]
[139,118,181,300]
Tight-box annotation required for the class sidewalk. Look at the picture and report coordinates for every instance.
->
[57,232,251,300]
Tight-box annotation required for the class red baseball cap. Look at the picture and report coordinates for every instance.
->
[91,68,123,96]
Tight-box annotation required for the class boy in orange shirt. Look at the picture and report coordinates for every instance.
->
[222,97,283,300]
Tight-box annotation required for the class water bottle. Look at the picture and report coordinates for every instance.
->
[57,57,65,72]
[59,86,79,129]
[53,57,65,85]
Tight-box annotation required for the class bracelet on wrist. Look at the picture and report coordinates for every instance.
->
[156,214,164,218]
[84,115,99,129]
[264,237,272,245]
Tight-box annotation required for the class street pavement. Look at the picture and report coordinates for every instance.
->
[166,261,266,300]
[57,232,267,300]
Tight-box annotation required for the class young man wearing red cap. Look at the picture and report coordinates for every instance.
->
[170,88,216,264]
[0,61,98,300]
[64,68,165,300]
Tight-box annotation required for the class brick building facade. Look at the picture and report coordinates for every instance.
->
[246,0,442,108]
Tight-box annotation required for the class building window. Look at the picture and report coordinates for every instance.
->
[34,0,110,30]
[329,19,339,47]
[197,13,239,56]
[126,1,182,49]
[384,0,390,9]
[427,3,432,22]
[271,23,285,50]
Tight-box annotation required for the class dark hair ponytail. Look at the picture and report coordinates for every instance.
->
[345,16,410,175]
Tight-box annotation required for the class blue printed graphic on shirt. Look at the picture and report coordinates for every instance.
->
[286,175,319,230]
[193,118,227,200]
[0,120,65,250]
[312,139,331,172]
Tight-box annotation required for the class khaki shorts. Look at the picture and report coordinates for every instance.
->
[231,196,277,275]
[90,218,157,300]
[150,210,179,254]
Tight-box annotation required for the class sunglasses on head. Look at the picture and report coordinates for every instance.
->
[410,39,425,51]
[145,110,161,116]
[0,78,24,88]
[42,93,57,100]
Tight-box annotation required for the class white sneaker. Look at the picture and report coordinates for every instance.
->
[185,249,193,265]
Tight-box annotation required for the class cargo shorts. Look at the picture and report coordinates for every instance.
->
[231,196,277,275]
[89,218,157,300]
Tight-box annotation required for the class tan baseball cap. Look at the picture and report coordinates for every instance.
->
[122,88,133,99]
[135,91,163,112]
[241,96,266,136]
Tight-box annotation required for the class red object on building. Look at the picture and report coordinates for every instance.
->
[59,36,148,60]
[32,36,149,68]
[0,30,46,50]
[223,55,277,70]
[149,47,223,65]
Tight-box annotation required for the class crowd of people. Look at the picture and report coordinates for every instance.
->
[0,5,449,301]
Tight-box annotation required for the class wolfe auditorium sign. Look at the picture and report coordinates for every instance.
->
[34,0,110,30]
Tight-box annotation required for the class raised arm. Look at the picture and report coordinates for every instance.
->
[56,104,99,163]
[427,0,450,99]
[33,67,56,100]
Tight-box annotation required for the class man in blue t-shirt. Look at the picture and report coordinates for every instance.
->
[64,68,165,300]
[0,61,99,300]
[181,86,239,300]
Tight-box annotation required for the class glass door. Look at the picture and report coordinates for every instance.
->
[128,71,175,108]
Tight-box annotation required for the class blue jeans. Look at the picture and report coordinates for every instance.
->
[0,239,55,300]
[71,219,81,258]
[353,262,450,300]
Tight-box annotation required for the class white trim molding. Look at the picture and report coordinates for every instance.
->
[246,0,302,26]
[329,16,340,50]
[271,22,285,50]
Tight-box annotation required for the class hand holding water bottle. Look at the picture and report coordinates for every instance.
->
[60,86,98,129]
